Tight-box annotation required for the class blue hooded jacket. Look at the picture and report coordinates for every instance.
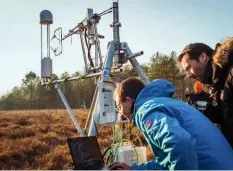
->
[130,79,233,170]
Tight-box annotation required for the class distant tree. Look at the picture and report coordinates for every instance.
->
[60,72,70,79]
[72,71,81,77]
[0,51,197,110]
[21,71,40,109]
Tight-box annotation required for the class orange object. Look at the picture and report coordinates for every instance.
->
[193,81,203,92]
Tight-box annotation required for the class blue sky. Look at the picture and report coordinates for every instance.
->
[0,0,232,95]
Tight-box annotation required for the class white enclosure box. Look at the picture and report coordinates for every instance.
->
[116,144,147,166]
[97,80,117,124]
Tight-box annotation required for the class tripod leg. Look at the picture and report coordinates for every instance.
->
[86,85,100,136]
[55,84,84,137]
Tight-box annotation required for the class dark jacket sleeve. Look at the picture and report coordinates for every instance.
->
[222,66,233,147]
[223,66,233,115]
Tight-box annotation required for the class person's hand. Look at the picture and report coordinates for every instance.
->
[220,91,224,101]
[193,103,198,108]
[109,162,130,170]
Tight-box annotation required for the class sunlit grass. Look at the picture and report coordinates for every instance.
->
[0,109,154,169]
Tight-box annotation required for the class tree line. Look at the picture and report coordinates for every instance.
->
[0,51,199,110]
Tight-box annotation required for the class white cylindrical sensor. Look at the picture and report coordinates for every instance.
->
[41,57,52,78]
[40,10,53,60]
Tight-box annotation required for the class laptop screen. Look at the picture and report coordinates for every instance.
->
[67,136,105,170]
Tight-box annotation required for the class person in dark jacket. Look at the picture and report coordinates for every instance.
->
[177,38,233,148]
[186,81,211,109]
[109,78,233,170]
[185,81,220,123]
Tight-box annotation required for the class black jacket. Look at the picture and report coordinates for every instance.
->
[203,58,233,148]
[185,91,220,123]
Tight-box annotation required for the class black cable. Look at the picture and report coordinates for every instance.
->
[106,149,114,164]
[98,125,115,164]
[84,28,88,47]
[102,144,112,158]
[88,46,94,68]
[84,28,94,67]
[93,120,98,136]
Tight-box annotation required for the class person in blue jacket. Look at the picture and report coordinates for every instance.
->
[109,77,233,170]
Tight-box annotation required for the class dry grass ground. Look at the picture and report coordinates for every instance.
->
[0,110,154,170]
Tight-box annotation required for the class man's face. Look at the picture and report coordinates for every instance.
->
[195,89,203,94]
[180,53,209,82]
[115,95,132,120]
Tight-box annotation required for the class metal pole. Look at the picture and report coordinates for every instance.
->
[126,46,150,85]
[80,34,88,74]
[41,72,102,86]
[88,96,100,136]
[95,42,98,67]
[127,51,144,60]
[102,41,115,81]
[55,84,84,137]
[47,25,49,57]
[85,86,99,136]
[48,25,50,57]
[41,25,43,59]
[112,1,120,64]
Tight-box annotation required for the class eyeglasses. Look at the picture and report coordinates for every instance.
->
[116,103,121,112]
[116,99,126,112]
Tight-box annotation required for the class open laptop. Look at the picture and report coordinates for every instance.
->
[67,136,107,170]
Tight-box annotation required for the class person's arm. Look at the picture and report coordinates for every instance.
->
[130,160,165,170]
[221,67,233,147]
[130,111,198,170]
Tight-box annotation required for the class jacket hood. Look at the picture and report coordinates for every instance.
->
[134,79,175,113]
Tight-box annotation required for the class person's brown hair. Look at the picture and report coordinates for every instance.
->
[213,37,233,68]
[178,43,214,62]
[114,77,145,102]
[215,43,221,51]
